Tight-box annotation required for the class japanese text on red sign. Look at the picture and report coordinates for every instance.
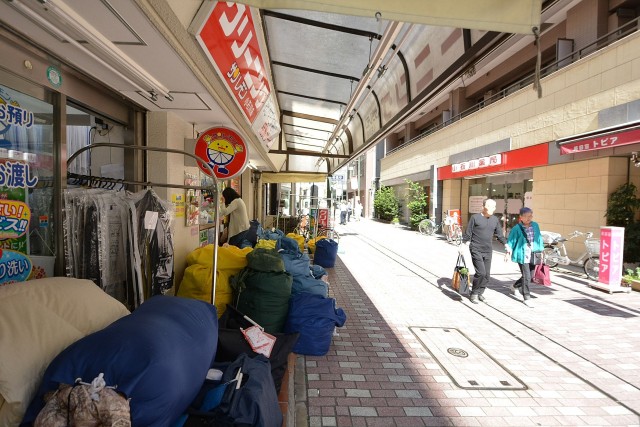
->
[200,3,270,124]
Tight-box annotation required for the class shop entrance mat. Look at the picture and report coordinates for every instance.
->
[409,327,527,390]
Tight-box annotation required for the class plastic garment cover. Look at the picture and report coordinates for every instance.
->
[63,189,143,308]
[131,189,175,298]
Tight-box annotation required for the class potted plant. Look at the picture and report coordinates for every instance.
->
[622,267,640,291]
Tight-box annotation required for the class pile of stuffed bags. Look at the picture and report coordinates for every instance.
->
[178,229,346,356]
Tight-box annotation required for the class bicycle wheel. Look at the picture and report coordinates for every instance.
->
[584,256,599,281]
[418,219,431,235]
[453,227,463,245]
[543,246,559,268]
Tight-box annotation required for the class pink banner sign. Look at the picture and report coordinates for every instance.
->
[560,128,640,155]
[598,226,625,286]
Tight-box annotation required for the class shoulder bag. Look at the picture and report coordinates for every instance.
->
[519,224,543,265]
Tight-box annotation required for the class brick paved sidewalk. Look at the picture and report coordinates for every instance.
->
[294,219,640,427]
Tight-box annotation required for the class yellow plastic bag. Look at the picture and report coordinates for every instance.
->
[286,233,305,252]
[307,236,326,254]
[255,239,277,250]
[178,245,252,317]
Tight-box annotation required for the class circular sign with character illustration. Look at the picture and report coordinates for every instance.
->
[194,127,248,179]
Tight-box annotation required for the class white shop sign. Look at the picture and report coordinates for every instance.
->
[452,154,502,173]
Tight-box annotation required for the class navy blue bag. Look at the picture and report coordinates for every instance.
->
[284,293,347,356]
[314,239,338,268]
[23,296,218,427]
[183,354,282,427]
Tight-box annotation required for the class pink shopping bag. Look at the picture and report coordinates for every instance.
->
[532,264,551,286]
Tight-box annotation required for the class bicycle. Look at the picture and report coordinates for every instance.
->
[418,216,462,245]
[315,224,340,243]
[446,221,463,246]
[542,230,600,280]
[291,214,310,240]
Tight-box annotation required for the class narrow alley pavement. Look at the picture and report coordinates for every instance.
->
[295,218,640,427]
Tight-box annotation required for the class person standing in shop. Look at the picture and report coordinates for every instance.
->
[219,187,250,248]
[506,207,544,308]
[462,199,508,304]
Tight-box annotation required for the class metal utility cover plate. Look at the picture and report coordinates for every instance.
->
[410,327,527,390]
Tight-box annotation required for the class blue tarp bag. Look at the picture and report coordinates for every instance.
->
[279,250,311,278]
[310,264,327,279]
[285,293,347,356]
[291,275,328,297]
[314,238,339,268]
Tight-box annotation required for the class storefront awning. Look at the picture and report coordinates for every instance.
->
[233,0,542,34]
[556,122,640,155]
[261,172,327,183]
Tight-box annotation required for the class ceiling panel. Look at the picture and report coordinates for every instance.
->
[273,65,354,104]
[264,16,379,78]
[279,95,342,121]
[66,0,145,44]
[270,9,385,33]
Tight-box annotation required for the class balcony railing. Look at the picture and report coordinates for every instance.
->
[385,17,639,157]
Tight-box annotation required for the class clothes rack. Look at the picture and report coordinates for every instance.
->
[67,142,220,305]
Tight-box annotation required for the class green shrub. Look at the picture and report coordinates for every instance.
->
[606,182,640,263]
[405,179,428,229]
[373,186,399,221]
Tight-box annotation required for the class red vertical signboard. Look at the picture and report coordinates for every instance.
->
[318,208,329,228]
[596,226,627,293]
[197,2,270,124]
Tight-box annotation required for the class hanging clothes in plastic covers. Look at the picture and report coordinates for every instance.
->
[64,189,106,285]
[95,193,133,303]
[63,188,144,309]
[131,189,175,298]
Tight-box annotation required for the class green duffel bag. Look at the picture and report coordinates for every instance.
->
[231,248,292,334]
[246,248,285,272]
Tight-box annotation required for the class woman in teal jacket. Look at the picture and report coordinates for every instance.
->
[506,207,544,307]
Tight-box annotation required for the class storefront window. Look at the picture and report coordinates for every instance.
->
[0,84,55,281]
[467,171,533,236]
[66,103,126,182]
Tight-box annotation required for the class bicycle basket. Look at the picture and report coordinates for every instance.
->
[585,238,600,255]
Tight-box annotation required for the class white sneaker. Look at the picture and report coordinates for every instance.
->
[523,299,534,308]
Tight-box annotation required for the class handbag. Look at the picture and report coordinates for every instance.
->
[519,224,543,265]
[532,263,551,286]
[452,254,470,295]
[532,251,544,265]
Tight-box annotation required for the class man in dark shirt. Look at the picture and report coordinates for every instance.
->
[462,199,508,304]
